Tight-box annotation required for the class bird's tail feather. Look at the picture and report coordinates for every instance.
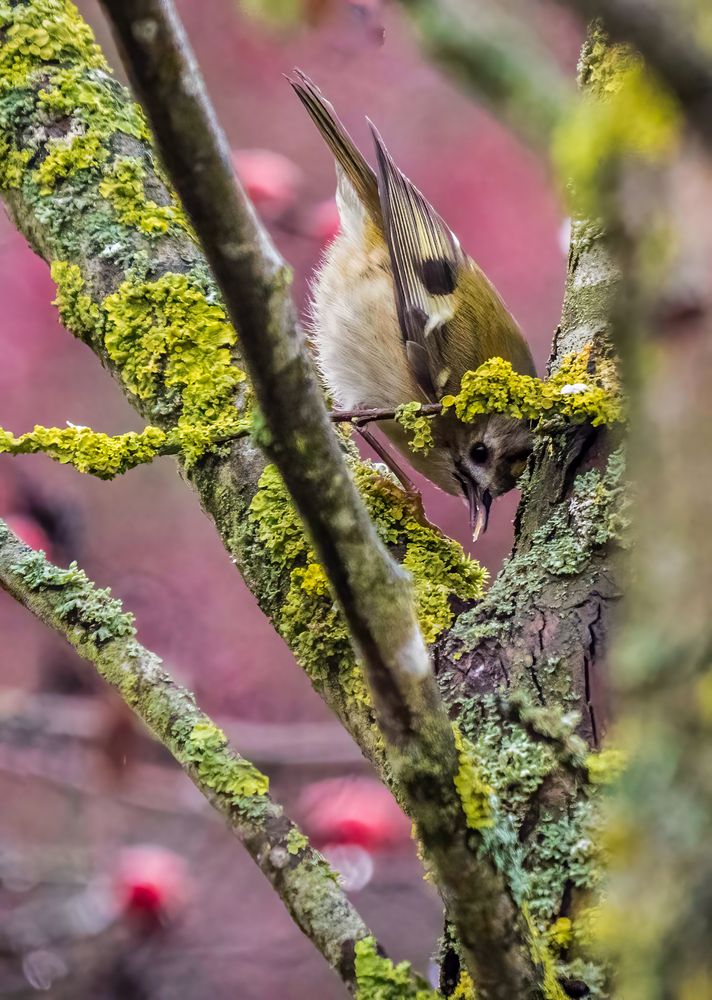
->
[288,69,381,221]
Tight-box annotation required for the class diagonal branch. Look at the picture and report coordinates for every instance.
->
[0,518,380,995]
[398,0,573,149]
[96,1,538,994]
[552,0,712,151]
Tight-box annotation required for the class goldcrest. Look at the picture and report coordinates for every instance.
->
[289,70,536,538]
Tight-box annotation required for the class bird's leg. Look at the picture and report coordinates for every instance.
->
[355,423,440,533]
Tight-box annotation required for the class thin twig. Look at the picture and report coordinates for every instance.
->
[331,403,442,424]
[0,518,379,994]
[551,0,712,151]
[97,0,538,994]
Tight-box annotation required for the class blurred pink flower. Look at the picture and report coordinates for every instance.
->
[232,148,302,220]
[298,776,410,852]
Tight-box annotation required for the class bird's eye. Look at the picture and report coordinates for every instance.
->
[470,443,489,464]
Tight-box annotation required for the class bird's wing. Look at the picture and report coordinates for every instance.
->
[369,122,465,401]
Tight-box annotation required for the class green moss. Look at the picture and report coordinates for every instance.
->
[10,548,135,644]
[441,348,622,430]
[248,461,485,711]
[99,157,192,236]
[452,723,494,831]
[394,402,435,455]
[286,827,309,855]
[0,423,171,478]
[177,718,270,807]
[354,936,438,1000]
[552,35,680,214]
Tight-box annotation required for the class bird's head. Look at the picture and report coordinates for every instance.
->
[447,414,533,539]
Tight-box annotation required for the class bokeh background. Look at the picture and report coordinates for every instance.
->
[0,1,575,995]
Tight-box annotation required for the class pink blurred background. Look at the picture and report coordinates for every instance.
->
[0,0,571,994]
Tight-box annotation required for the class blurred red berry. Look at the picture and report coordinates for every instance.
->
[298,777,410,852]
[308,198,340,245]
[113,846,190,926]
[232,148,302,221]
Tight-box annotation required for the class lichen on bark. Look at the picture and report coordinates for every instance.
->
[0,4,638,996]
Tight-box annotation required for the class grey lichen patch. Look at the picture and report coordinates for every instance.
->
[449,698,604,990]
[453,446,628,651]
[10,547,135,645]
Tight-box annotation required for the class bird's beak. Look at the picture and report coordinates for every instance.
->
[465,484,493,541]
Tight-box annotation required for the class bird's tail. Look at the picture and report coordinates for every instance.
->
[288,69,381,221]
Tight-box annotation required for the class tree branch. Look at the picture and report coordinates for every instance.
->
[95,2,540,994]
[398,0,573,149]
[0,0,485,791]
[0,518,380,995]
[0,3,627,995]
[552,0,712,151]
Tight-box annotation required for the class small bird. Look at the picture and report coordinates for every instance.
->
[289,71,536,538]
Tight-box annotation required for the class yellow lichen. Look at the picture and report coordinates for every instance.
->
[395,401,436,455]
[99,157,192,236]
[553,38,680,213]
[354,935,438,999]
[441,348,622,430]
[0,1,105,93]
[451,969,476,1000]
[51,264,249,467]
[35,130,107,195]
[286,827,309,855]
[586,747,627,785]
[452,723,494,831]
[0,423,169,479]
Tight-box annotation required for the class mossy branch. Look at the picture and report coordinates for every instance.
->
[0,0,478,774]
[551,0,712,154]
[0,3,628,996]
[96,1,545,994]
[0,516,423,996]
[397,0,572,149]
[0,352,620,475]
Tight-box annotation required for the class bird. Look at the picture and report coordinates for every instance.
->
[288,70,536,539]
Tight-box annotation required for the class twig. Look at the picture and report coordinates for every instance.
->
[398,0,573,149]
[331,403,442,424]
[0,518,380,994]
[551,0,712,151]
[97,0,538,994]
